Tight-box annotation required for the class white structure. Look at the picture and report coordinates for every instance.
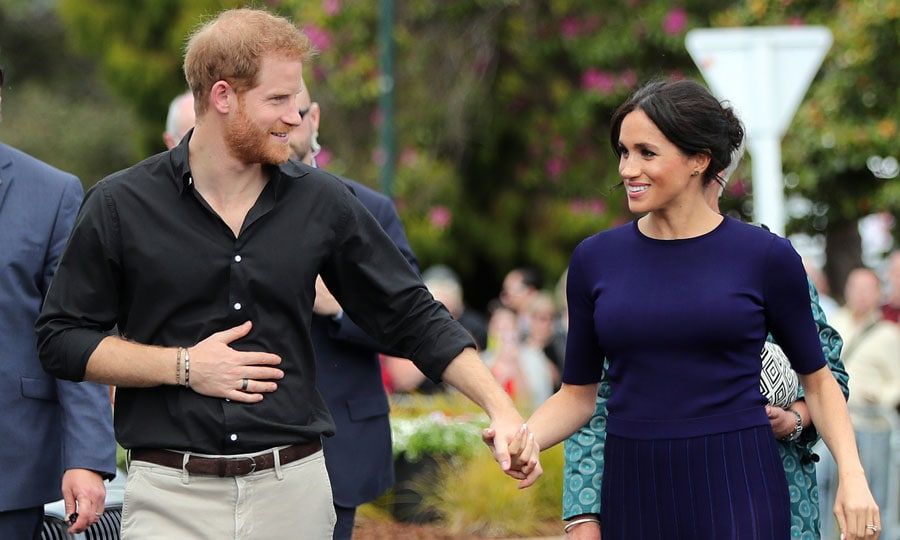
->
[686,27,832,235]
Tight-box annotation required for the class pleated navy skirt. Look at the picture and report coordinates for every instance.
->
[600,425,790,540]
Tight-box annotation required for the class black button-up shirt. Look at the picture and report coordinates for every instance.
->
[37,136,473,454]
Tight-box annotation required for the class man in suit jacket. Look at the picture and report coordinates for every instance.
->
[289,81,417,540]
[0,68,116,538]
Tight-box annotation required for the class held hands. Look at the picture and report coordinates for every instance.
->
[835,471,881,540]
[61,469,105,534]
[482,422,543,488]
[188,321,283,403]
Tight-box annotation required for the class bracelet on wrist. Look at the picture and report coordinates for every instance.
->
[782,407,803,442]
[564,516,600,533]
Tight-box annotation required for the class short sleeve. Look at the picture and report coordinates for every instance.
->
[762,237,827,375]
[562,243,606,384]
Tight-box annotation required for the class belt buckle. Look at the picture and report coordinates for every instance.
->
[233,455,257,476]
[219,455,257,477]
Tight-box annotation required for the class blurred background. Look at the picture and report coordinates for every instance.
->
[0,0,897,312]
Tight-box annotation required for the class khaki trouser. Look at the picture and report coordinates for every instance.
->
[121,448,336,539]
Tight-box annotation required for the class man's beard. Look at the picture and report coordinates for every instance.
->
[224,102,292,165]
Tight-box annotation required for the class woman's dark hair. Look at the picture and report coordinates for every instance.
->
[610,79,745,186]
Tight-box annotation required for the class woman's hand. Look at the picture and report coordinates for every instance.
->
[765,405,798,439]
[834,470,880,539]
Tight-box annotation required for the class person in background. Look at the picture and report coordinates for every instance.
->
[162,90,195,150]
[0,66,116,538]
[422,265,488,351]
[803,258,839,320]
[500,267,542,334]
[831,268,900,409]
[521,292,563,390]
[882,250,900,323]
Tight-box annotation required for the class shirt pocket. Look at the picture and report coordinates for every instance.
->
[346,393,389,422]
[21,377,58,401]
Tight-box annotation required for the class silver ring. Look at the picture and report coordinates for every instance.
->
[241,378,249,391]
[867,524,880,532]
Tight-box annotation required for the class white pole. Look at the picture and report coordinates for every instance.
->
[748,41,786,236]
[747,136,786,235]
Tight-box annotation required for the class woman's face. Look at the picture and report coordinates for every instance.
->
[617,109,707,214]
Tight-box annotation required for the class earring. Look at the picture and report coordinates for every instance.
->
[691,170,700,177]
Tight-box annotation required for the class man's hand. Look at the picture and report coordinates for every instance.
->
[313,275,342,316]
[482,422,543,488]
[766,405,798,439]
[62,469,105,534]
[189,321,283,402]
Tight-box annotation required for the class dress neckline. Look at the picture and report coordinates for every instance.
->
[632,215,728,244]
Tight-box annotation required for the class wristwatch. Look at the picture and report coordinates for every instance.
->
[782,407,803,442]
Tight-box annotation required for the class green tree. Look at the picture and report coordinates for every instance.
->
[717,0,900,298]
[0,1,140,187]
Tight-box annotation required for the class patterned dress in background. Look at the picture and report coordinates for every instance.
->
[562,279,848,540]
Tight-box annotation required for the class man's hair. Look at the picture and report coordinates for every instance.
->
[183,8,315,115]
[165,91,193,137]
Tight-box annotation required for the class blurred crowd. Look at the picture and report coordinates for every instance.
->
[384,250,900,417]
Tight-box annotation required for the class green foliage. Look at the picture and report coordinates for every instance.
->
[0,4,141,187]
[716,0,899,239]
[390,412,486,462]
[426,443,565,536]
[51,0,896,302]
[279,0,737,304]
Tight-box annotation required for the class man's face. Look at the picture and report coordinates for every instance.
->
[223,55,304,165]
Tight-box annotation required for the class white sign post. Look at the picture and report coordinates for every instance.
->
[686,27,832,235]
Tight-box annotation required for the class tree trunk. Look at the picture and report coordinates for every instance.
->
[824,219,863,305]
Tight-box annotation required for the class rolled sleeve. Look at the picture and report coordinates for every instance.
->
[320,187,473,383]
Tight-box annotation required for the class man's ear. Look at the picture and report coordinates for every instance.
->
[309,102,321,133]
[210,80,233,114]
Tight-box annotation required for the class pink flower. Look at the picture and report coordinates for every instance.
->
[372,148,386,167]
[428,206,452,230]
[546,156,567,180]
[322,0,341,16]
[400,148,419,167]
[581,68,616,94]
[788,16,805,26]
[569,198,606,215]
[662,8,687,36]
[316,147,333,168]
[305,25,333,52]
[619,69,638,89]
[560,17,581,39]
[727,179,748,198]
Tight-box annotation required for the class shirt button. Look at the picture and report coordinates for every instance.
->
[234,302,242,310]
[229,433,238,442]
[234,255,242,262]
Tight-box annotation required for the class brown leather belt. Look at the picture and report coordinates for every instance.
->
[131,441,321,477]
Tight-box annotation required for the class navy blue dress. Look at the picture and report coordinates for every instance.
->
[562,217,826,539]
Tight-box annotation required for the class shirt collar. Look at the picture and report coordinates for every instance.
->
[168,129,194,195]
[167,130,311,195]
